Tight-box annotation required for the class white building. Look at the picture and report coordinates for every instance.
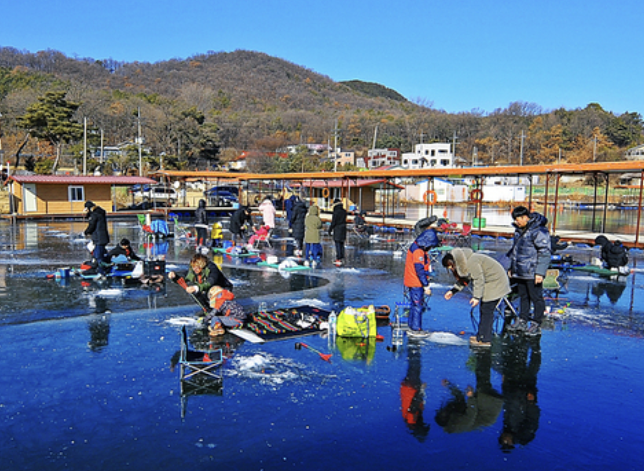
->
[357,148,401,169]
[401,143,458,170]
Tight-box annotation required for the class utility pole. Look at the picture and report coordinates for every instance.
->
[83,117,87,175]
[520,130,526,166]
[333,119,339,172]
[452,131,458,163]
[137,107,142,176]
[593,136,597,162]
[0,112,4,167]
[100,128,104,164]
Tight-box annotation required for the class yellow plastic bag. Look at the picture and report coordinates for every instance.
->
[336,305,377,338]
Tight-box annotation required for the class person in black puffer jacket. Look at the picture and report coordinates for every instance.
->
[194,199,209,247]
[290,198,308,256]
[84,201,110,277]
[594,235,628,271]
[328,198,347,265]
[506,206,551,335]
[229,206,251,244]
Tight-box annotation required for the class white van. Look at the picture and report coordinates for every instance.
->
[133,185,178,205]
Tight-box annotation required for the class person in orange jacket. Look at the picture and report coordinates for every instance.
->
[404,222,439,336]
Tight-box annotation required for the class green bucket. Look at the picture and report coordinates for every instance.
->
[472,217,486,228]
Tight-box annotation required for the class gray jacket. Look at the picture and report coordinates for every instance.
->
[451,248,511,302]
[507,212,551,279]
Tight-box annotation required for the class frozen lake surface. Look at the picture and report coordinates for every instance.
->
[1,219,643,471]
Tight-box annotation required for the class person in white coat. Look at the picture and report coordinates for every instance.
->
[258,197,276,229]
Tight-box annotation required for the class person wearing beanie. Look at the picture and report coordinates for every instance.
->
[328,198,347,266]
[83,200,110,278]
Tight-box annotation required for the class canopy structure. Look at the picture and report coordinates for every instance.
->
[152,161,644,245]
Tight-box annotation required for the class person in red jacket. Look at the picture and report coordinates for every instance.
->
[403,223,439,336]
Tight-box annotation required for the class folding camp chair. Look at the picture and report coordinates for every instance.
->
[137,214,154,239]
[178,326,224,419]
[252,228,272,249]
[170,214,192,240]
[543,268,566,299]
[470,294,519,336]
[454,223,472,247]
[179,325,224,382]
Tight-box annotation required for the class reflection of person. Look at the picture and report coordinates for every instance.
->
[592,281,627,305]
[328,198,347,266]
[229,206,252,244]
[443,248,511,348]
[304,205,323,267]
[404,228,439,336]
[400,345,430,441]
[84,201,110,278]
[258,197,276,229]
[168,254,233,309]
[506,206,551,336]
[498,336,541,452]
[290,198,308,256]
[194,199,209,247]
[435,349,503,433]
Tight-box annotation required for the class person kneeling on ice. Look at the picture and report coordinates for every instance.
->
[403,228,440,337]
[203,285,247,336]
[594,235,629,274]
[442,248,511,348]
[168,253,233,309]
[108,238,142,262]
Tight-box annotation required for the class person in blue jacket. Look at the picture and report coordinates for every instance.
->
[506,206,551,336]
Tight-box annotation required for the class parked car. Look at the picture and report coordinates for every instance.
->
[132,185,178,205]
[205,188,239,207]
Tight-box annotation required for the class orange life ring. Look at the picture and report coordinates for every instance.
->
[322,187,330,198]
[423,190,437,206]
[469,188,483,203]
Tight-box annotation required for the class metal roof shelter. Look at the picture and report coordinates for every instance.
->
[152,161,644,246]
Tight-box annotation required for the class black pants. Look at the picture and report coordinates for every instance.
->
[196,227,208,246]
[515,278,545,324]
[477,299,497,342]
[334,240,345,261]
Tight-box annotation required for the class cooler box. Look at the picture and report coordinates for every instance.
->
[472,217,486,228]
[145,259,166,277]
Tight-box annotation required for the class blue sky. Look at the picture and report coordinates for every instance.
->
[2,0,642,115]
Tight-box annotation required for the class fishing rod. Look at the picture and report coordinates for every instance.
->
[176,277,208,314]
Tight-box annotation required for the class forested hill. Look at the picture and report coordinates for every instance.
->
[0,46,642,174]
[0,47,410,113]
